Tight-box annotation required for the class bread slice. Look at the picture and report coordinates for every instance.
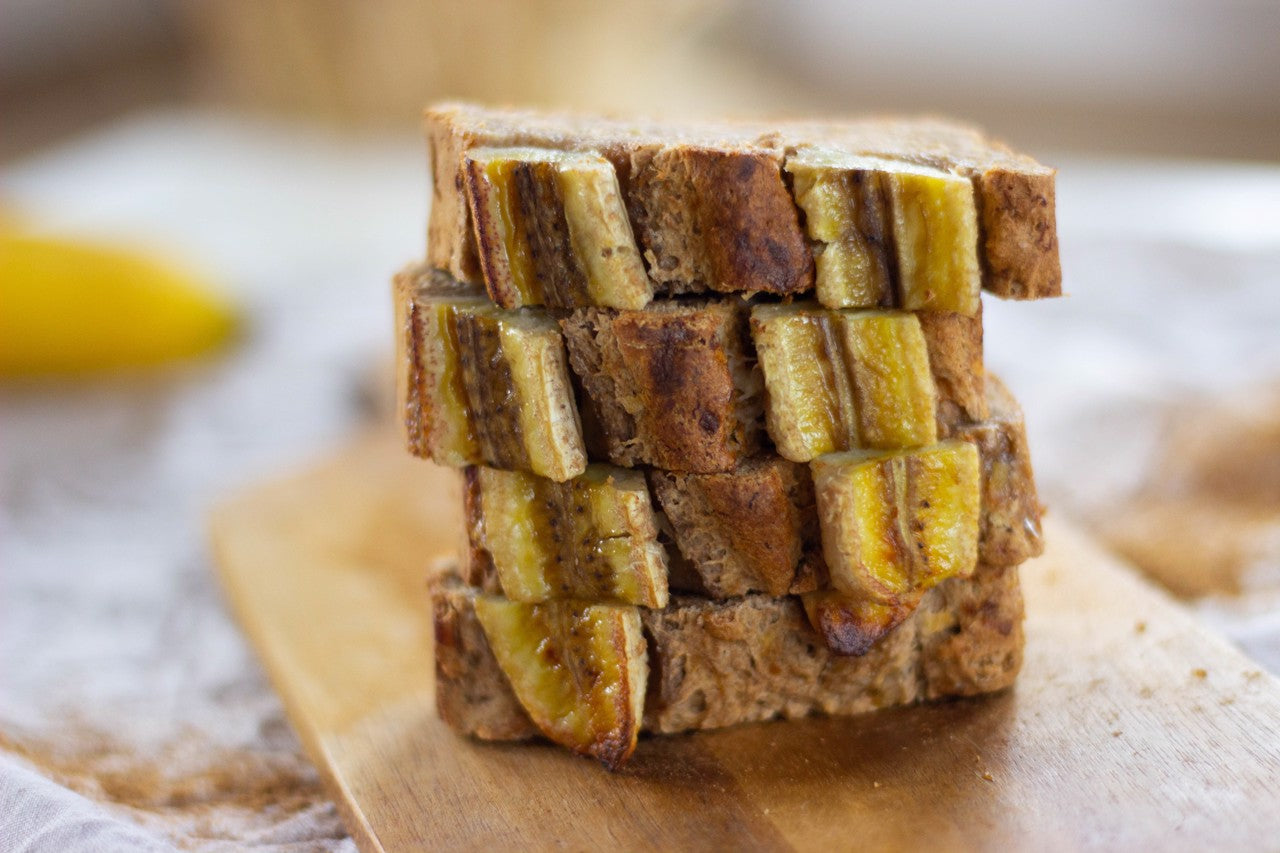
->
[649,457,824,598]
[559,300,763,473]
[956,377,1045,568]
[645,375,1039,600]
[424,102,1060,303]
[921,308,987,428]
[431,556,1023,740]
[626,145,813,297]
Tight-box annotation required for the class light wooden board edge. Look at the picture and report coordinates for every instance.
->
[210,429,1280,852]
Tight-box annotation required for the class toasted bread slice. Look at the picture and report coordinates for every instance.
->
[649,457,824,598]
[425,103,1059,303]
[431,558,1023,748]
[560,300,763,473]
[627,145,813,297]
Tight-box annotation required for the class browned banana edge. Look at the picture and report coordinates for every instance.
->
[396,266,586,479]
[424,103,1059,304]
[458,378,1038,605]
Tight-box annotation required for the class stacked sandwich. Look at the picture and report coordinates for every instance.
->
[395,103,1059,769]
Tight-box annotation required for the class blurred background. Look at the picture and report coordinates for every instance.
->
[3,0,1280,160]
[2,2,1279,849]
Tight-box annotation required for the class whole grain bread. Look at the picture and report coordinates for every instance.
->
[921,308,987,428]
[457,373,1041,602]
[425,103,1060,303]
[431,558,1023,740]
[958,377,1045,568]
[559,300,763,473]
[649,457,824,598]
[627,145,813,296]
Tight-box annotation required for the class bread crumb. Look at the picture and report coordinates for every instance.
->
[1111,730,1122,737]
[1134,621,1147,634]
[873,781,882,788]
[1192,668,1208,679]
[980,771,994,782]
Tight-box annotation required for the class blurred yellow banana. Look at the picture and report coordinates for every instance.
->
[0,232,237,376]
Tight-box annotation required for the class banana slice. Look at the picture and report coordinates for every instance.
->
[465,147,651,310]
[812,440,981,603]
[800,589,923,657]
[751,303,937,461]
[395,268,587,481]
[474,596,647,769]
[470,465,669,608]
[787,149,980,315]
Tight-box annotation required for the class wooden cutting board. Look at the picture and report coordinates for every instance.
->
[210,428,1280,852]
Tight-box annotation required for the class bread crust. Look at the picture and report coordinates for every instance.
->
[650,458,823,598]
[918,561,1025,699]
[920,307,988,430]
[560,302,762,473]
[431,560,1022,741]
[424,103,1060,304]
[958,378,1045,567]
[629,146,813,296]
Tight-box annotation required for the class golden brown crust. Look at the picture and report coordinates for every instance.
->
[392,267,429,458]
[920,307,988,431]
[629,146,813,296]
[431,562,1025,741]
[650,458,822,598]
[918,561,1025,699]
[958,378,1045,567]
[560,302,762,473]
[977,167,1061,300]
[425,103,1060,304]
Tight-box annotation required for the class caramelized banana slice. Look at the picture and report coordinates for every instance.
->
[786,150,980,315]
[840,312,938,449]
[394,268,486,465]
[787,156,895,310]
[471,465,669,608]
[800,589,923,656]
[397,268,587,480]
[751,304,937,460]
[473,596,647,769]
[812,440,981,602]
[465,147,651,310]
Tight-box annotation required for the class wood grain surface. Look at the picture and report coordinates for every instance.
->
[209,428,1280,852]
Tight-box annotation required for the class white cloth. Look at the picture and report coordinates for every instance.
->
[1,112,1278,848]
